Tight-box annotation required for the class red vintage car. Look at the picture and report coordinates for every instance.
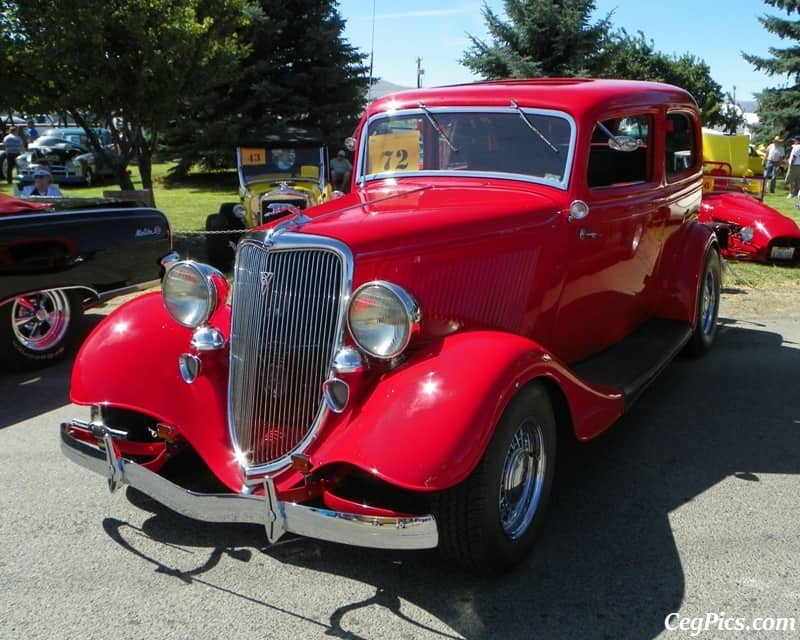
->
[700,132,800,264]
[61,79,721,575]
[700,190,800,264]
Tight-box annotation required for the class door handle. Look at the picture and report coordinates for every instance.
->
[579,228,602,240]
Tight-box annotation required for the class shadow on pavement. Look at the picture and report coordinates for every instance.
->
[97,319,799,640]
[0,310,105,428]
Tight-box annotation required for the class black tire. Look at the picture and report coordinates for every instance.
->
[431,383,557,575]
[0,289,83,371]
[205,213,236,272]
[685,249,721,357]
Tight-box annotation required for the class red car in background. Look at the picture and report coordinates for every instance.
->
[61,79,721,575]
[700,130,800,264]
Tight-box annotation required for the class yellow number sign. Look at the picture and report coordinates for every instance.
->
[240,147,267,166]
[367,131,420,174]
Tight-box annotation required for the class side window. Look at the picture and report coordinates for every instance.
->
[587,115,652,188]
[665,112,697,178]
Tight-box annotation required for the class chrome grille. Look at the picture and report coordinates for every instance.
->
[229,239,344,468]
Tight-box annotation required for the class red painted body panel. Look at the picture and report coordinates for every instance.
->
[68,79,713,511]
[700,192,800,263]
[306,331,623,491]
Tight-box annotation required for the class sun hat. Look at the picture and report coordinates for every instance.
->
[32,168,51,178]
[773,135,783,142]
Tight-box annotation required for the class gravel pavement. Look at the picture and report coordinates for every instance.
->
[0,287,798,640]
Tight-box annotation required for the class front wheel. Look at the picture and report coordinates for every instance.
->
[431,383,557,575]
[685,249,721,357]
[0,289,83,370]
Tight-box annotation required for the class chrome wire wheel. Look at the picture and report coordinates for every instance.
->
[11,290,72,352]
[699,267,718,336]
[498,418,547,540]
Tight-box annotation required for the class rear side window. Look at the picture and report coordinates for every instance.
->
[587,115,652,188]
[665,112,698,178]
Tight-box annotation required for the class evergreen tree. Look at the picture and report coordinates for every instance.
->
[743,0,800,143]
[461,0,612,78]
[167,0,369,175]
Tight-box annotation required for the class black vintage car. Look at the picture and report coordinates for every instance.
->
[0,193,173,369]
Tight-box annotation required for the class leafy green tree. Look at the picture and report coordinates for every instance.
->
[462,4,724,126]
[743,0,800,143]
[1,0,247,191]
[462,0,612,78]
[601,31,724,126]
[167,0,369,177]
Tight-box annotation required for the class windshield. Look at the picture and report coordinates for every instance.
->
[359,108,574,187]
[238,146,324,184]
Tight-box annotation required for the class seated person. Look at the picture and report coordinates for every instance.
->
[330,150,352,191]
[21,168,63,196]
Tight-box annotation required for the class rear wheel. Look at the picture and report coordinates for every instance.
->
[685,249,721,357]
[432,383,557,575]
[0,289,83,370]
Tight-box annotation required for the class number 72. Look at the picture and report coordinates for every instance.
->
[382,148,410,171]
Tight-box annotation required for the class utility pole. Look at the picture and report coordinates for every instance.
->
[416,57,424,88]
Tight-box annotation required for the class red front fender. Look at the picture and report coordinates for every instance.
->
[70,292,243,491]
[310,331,624,492]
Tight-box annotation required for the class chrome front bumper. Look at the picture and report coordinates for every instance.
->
[60,421,438,551]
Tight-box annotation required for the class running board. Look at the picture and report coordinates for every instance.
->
[572,318,693,408]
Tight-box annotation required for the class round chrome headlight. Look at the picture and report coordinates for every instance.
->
[162,261,224,328]
[739,226,755,242]
[347,281,420,359]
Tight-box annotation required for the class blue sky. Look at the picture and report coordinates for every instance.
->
[337,0,791,100]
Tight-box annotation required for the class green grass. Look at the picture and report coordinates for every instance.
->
[2,163,798,288]
[0,161,238,233]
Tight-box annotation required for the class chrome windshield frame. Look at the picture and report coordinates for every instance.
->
[355,106,577,191]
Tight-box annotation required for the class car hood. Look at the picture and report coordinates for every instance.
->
[702,192,800,239]
[266,178,564,256]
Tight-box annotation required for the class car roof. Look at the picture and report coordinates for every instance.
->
[366,78,697,119]
[238,126,325,148]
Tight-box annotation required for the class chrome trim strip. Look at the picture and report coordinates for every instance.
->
[228,232,354,480]
[60,422,438,550]
[0,280,159,309]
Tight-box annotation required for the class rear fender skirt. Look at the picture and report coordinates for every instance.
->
[308,331,625,492]
[650,222,716,326]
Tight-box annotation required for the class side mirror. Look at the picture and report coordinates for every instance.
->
[608,135,640,152]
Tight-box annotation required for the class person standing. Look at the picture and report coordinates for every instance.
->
[786,136,800,198]
[762,135,785,193]
[25,120,40,143]
[2,126,25,184]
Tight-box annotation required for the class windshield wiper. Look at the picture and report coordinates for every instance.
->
[510,100,559,154]
[418,102,458,152]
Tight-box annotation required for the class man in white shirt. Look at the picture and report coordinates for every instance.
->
[786,136,800,198]
[762,135,785,193]
[2,127,25,184]
[21,168,63,196]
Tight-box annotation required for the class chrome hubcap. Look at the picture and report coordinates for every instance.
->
[499,419,546,540]
[700,268,717,335]
[11,291,71,352]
